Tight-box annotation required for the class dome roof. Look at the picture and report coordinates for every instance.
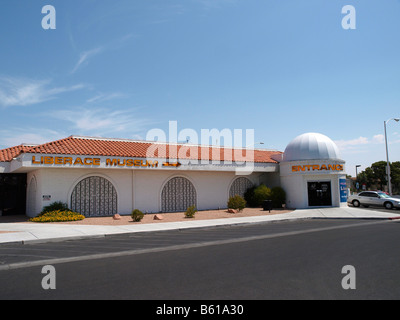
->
[283,133,341,162]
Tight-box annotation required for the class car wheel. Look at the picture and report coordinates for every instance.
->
[352,200,360,207]
[384,202,394,210]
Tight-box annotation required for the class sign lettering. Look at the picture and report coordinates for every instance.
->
[31,156,163,168]
[292,164,344,172]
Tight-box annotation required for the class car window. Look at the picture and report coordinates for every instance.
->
[359,192,374,197]
[359,192,377,197]
[378,193,390,198]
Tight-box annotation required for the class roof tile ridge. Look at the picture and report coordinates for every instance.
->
[0,144,35,162]
[70,135,153,144]
[22,136,74,153]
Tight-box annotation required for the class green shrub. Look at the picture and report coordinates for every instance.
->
[270,187,286,208]
[244,184,271,207]
[41,201,69,214]
[184,205,197,218]
[131,209,144,222]
[30,210,85,223]
[254,184,271,205]
[244,186,258,207]
[227,195,246,212]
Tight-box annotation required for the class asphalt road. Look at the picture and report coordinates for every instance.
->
[1,218,400,301]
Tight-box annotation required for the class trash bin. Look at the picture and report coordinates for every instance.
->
[262,200,272,212]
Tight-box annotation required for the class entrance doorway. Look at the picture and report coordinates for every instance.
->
[0,174,27,216]
[307,181,332,207]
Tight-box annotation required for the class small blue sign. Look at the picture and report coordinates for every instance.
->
[339,179,347,202]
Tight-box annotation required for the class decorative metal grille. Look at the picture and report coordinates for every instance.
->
[71,176,117,217]
[161,177,197,212]
[229,177,253,198]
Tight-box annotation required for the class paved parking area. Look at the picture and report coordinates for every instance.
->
[0,206,398,246]
[0,218,384,269]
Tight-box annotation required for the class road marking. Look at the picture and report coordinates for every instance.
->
[0,219,395,271]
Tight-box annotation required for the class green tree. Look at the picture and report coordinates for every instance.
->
[358,161,400,193]
[370,161,387,190]
[391,161,400,194]
[357,167,374,190]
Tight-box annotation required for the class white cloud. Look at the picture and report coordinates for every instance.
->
[71,47,104,74]
[333,133,400,175]
[0,107,152,148]
[0,128,65,148]
[0,77,85,107]
[70,35,134,74]
[333,134,395,159]
[49,107,152,137]
[334,136,369,150]
[335,134,399,152]
[372,134,385,144]
[86,92,125,103]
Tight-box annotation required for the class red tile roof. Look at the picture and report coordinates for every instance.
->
[0,144,36,162]
[0,136,282,164]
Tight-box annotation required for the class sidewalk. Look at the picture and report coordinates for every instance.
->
[0,207,398,244]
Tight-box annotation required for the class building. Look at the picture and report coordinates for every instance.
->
[279,133,347,208]
[0,132,347,218]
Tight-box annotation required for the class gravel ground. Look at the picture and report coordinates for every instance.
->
[61,208,292,225]
[0,208,292,227]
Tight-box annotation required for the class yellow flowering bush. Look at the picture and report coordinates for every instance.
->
[30,210,85,223]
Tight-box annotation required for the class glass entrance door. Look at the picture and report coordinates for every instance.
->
[308,181,332,207]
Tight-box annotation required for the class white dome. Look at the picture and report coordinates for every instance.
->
[283,133,341,162]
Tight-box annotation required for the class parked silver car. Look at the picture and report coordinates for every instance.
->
[347,191,400,210]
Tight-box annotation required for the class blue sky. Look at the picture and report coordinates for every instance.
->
[0,0,399,176]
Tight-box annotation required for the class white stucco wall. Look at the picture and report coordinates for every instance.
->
[134,170,265,213]
[0,163,9,173]
[24,167,273,217]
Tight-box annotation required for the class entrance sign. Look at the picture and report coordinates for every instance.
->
[292,164,344,172]
[339,178,347,203]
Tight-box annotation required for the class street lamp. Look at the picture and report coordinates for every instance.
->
[355,165,361,191]
[384,118,400,195]
[355,165,361,178]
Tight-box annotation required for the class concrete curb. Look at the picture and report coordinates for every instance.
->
[0,207,398,245]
